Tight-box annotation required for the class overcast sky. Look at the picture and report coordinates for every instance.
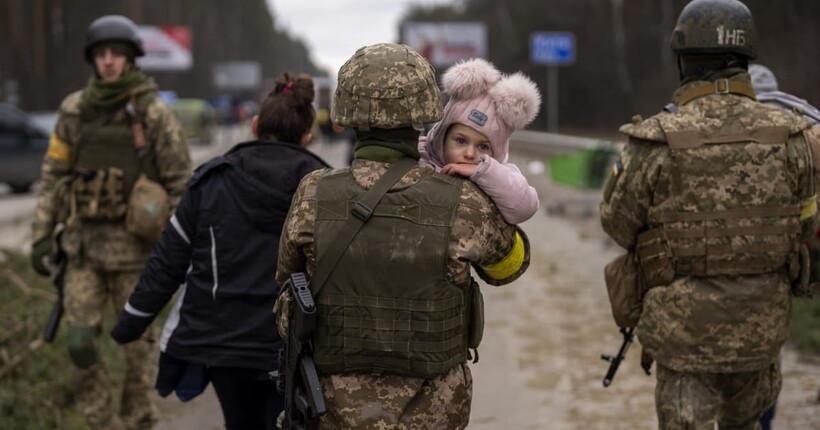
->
[267,0,454,75]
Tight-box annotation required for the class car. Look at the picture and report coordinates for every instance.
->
[0,103,49,193]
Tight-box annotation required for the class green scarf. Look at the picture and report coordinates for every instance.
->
[354,128,421,163]
[84,68,156,110]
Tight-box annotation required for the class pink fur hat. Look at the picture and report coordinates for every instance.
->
[424,58,541,166]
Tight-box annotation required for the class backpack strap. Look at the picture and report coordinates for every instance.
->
[310,158,417,296]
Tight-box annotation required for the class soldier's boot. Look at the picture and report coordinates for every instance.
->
[75,362,127,430]
[120,326,159,430]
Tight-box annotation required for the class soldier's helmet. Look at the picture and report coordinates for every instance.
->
[84,15,145,63]
[670,0,757,60]
[748,64,779,93]
[331,43,442,131]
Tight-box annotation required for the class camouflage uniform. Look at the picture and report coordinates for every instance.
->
[601,72,820,429]
[32,86,191,429]
[276,159,529,429]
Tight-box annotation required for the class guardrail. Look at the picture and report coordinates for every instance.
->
[510,130,620,157]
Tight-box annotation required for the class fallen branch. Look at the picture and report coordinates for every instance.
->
[0,338,44,379]
[4,269,56,302]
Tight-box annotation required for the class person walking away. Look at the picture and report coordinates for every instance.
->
[599,1,820,428]
[109,73,329,430]
[29,15,192,430]
[275,43,531,429]
[419,58,541,225]
[747,62,820,430]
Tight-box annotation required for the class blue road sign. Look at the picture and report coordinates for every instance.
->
[531,32,576,66]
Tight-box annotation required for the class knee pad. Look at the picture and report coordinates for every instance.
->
[67,324,101,369]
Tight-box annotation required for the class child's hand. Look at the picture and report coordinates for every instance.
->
[441,163,478,178]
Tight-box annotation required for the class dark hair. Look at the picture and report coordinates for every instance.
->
[257,73,315,144]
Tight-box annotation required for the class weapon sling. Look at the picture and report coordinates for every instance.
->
[280,158,418,430]
[310,157,417,295]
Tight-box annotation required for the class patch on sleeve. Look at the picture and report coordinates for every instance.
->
[46,134,70,161]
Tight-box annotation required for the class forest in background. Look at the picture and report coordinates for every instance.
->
[403,0,820,134]
[1,0,321,111]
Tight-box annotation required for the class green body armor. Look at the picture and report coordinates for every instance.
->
[71,93,158,221]
[313,168,471,378]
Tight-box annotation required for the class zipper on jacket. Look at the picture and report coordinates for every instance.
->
[210,226,219,300]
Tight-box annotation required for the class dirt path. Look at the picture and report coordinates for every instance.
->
[153,145,820,429]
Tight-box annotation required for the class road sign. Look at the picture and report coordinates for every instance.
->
[530,32,576,66]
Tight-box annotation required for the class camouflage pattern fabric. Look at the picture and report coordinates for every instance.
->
[655,363,780,430]
[331,43,443,131]
[276,159,529,429]
[65,259,159,430]
[33,88,191,245]
[32,82,189,430]
[601,72,819,374]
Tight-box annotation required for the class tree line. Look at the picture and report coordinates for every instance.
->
[0,0,321,111]
[402,0,820,135]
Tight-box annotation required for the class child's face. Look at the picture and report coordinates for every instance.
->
[443,124,493,164]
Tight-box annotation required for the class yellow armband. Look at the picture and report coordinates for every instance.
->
[46,134,71,162]
[800,195,817,221]
[481,231,526,280]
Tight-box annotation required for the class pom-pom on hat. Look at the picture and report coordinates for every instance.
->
[424,58,541,166]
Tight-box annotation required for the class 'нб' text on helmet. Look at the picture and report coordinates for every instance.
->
[84,15,145,63]
[670,0,757,60]
[331,43,442,131]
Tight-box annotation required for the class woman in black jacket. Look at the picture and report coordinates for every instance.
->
[111,73,329,430]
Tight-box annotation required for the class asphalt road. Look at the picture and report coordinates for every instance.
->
[2,130,817,428]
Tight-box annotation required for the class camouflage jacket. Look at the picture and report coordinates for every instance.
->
[275,159,529,429]
[33,85,191,271]
[601,72,820,373]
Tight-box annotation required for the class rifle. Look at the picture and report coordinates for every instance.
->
[273,272,326,430]
[43,228,67,343]
[600,327,652,387]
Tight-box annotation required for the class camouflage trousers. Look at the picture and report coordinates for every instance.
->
[655,362,781,430]
[317,363,473,429]
[64,258,159,430]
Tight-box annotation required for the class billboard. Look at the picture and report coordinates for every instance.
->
[402,22,487,68]
[136,26,193,71]
[212,62,262,91]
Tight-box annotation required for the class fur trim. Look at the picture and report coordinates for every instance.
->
[490,72,541,129]
[442,58,501,100]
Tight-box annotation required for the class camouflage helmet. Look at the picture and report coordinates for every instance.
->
[331,43,442,131]
[670,0,757,60]
[85,15,145,63]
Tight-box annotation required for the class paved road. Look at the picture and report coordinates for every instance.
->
[156,143,820,429]
[3,133,817,428]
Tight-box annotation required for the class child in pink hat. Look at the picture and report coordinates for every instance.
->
[419,58,541,224]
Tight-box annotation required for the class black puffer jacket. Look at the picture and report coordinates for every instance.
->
[119,140,329,370]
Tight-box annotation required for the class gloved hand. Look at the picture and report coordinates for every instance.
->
[31,237,52,276]
[110,310,152,344]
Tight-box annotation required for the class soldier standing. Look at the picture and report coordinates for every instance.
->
[600,0,820,428]
[30,15,191,430]
[275,43,530,429]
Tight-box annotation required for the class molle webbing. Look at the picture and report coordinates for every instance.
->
[313,168,468,378]
[650,205,801,223]
[664,126,790,150]
[676,79,757,106]
[639,120,805,279]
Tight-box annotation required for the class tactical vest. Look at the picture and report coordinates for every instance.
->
[636,115,814,285]
[313,168,470,378]
[71,93,159,221]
